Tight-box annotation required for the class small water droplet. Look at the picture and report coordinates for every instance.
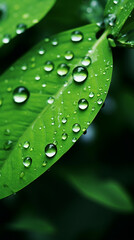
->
[72,123,81,133]
[71,31,83,42]
[35,75,40,81]
[21,64,27,71]
[16,23,27,34]
[81,56,91,67]
[4,129,10,136]
[65,50,74,60]
[97,98,103,105]
[78,99,89,110]
[47,96,55,104]
[38,48,45,55]
[44,61,54,72]
[62,117,67,124]
[73,66,88,83]
[57,63,69,77]
[4,140,13,150]
[23,157,32,168]
[45,143,57,158]
[23,141,30,149]
[51,38,58,46]
[42,160,47,167]
[2,34,11,44]
[89,92,94,98]
[20,172,25,179]
[13,86,30,104]
[62,133,68,141]
[72,137,77,143]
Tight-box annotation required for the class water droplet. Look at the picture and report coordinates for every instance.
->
[78,99,89,110]
[97,98,103,105]
[44,61,54,72]
[113,0,118,4]
[4,140,13,150]
[62,133,68,141]
[38,48,45,55]
[65,50,74,60]
[45,143,57,158]
[82,56,91,66]
[62,117,67,124]
[21,64,27,71]
[89,92,94,98]
[73,66,88,83]
[35,75,40,81]
[23,157,32,168]
[20,172,25,179]
[72,123,81,133]
[16,23,27,34]
[105,14,116,27]
[4,129,10,136]
[13,86,30,104]
[71,31,83,42]
[57,63,69,77]
[47,96,55,104]
[23,141,30,149]
[51,38,58,46]
[72,137,77,143]
[42,160,47,167]
[2,34,11,44]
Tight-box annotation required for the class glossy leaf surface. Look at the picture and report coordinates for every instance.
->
[0,24,113,199]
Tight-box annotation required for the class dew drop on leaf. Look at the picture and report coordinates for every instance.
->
[23,157,32,168]
[62,133,68,141]
[35,75,41,81]
[23,141,30,149]
[97,98,103,105]
[71,30,83,42]
[89,92,94,98]
[72,137,77,143]
[81,56,91,67]
[57,63,69,77]
[16,23,27,34]
[4,140,13,150]
[78,99,89,110]
[62,117,67,124]
[42,161,47,167]
[13,86,30,104]
[51,38,58,46]
[44,61,54,72]
[47,96,55,104]
[38,48,45,55]
[72,123,81,133]
[64,50,74,60]
[2,34,11,44]
[72,66,88,83]
[45,143,57,158]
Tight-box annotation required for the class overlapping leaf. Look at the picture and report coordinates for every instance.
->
[0,0,56,47]
[0,24,113,199]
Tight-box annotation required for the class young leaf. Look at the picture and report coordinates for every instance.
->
[0,0,56,47]
[64,170,133,212]
[0,24,113,199]
[104,0,134,37]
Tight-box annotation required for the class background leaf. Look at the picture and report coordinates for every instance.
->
[63,168,133,212]
[0,0,56,47]
[104,0,134,37]
[0,24,113,199]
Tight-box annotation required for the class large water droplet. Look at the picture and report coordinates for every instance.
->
[57,63,69,77]
[71,31,83,42]
[13,86,30,104]
[78,99,89,110]
[23,141,30,149]
[16,23,27,34]
[45,143,57,158]
[82,56,91,67]
[44,61,54,72]
[65,50,74,60]
[73,66,88,83]
[23,157,32,168]
[72,123,81,133]
[97,98,103,105]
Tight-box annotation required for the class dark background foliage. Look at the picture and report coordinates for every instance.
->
[0,0,134,239]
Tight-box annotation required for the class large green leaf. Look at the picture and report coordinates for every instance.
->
[64,169,133,212]
[0,24,113,199]
[0,0,56,47]
[104,0,134,37]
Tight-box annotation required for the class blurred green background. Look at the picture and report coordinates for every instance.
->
[0,0,134,239]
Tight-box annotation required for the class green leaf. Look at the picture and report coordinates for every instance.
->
[0,24,113,199]
[0,0,56,47]
[64,169,133,212]
[104,0,134,37]
[8,215,55,234]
